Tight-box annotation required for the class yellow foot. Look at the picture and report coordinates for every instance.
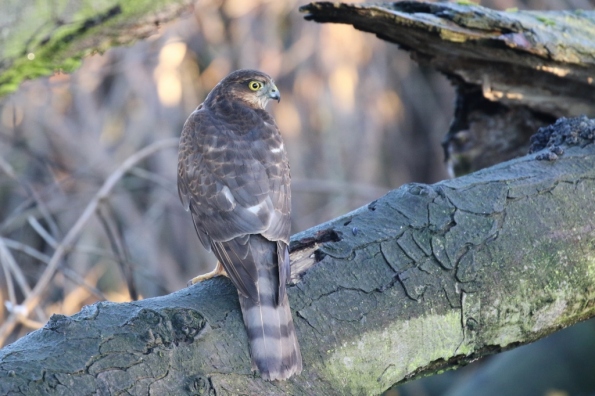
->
[187,261,228,286]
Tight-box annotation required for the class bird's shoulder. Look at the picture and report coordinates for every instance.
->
[185,101,279,147]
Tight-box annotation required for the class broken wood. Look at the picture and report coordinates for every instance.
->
[300,2,595,175]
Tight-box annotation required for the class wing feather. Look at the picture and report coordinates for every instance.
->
[178,105,290,300]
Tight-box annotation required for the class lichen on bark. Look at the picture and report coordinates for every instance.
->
[0,0,193,96]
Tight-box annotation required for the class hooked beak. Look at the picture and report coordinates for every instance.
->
[268,84,281,102]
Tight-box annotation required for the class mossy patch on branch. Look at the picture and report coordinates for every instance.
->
[0,0,192,96]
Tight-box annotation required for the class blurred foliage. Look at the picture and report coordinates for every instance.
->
[0,0,594,393]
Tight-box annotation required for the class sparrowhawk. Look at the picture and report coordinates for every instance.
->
[177,69,302,381]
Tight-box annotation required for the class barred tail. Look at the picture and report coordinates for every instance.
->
[238,239,302,381]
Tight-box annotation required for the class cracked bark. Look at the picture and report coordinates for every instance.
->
[2,117,595,395]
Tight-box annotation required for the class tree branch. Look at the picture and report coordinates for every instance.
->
[300,1,595,175]
[0,0,193,96]
[1,117,595,395]
[301,1,595,116]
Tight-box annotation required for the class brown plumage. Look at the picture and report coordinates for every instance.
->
[177,69,302,381]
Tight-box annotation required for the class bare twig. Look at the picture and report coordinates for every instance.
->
[0,238,51,264]
[0,240,30,300]
[0,152,61,240]
[17,316,44,330]
[0,155,17,179]
[0,238,46,322]
[0,244,17,311]
[0,237,107,300]
[1,200,38,234]
[96,202,138,300]
[60,264,108,314]
[28,187,62,242]
[129,166,177,193]
[0,138,179,345]
[27,216,59,248]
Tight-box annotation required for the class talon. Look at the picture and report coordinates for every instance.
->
[187,261,227,286]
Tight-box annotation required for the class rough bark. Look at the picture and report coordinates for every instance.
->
[300,2,595,175]
[0,0,193,96]
[1,117,595,395]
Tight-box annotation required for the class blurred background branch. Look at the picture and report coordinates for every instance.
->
[0,137,177,344]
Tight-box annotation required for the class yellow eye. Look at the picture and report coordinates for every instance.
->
[248,81,263,91]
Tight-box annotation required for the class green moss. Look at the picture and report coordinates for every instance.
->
[0,0,188,97]
[456,0,479,5]
[0,56,82,95]
[536,15,556,26]
[320,311,465,394]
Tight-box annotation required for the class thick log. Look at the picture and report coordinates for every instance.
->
[1,117,595,395]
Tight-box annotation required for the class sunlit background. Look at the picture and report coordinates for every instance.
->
[0,0,594,394]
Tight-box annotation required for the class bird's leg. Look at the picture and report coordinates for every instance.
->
[187,261,228,286]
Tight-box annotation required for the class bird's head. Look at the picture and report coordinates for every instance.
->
[209,69,280,110]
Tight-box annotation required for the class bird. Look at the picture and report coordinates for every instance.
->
[177,69,302,381]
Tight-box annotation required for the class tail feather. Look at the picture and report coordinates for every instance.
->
[239,292,302,380]
[237,236,302,381]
